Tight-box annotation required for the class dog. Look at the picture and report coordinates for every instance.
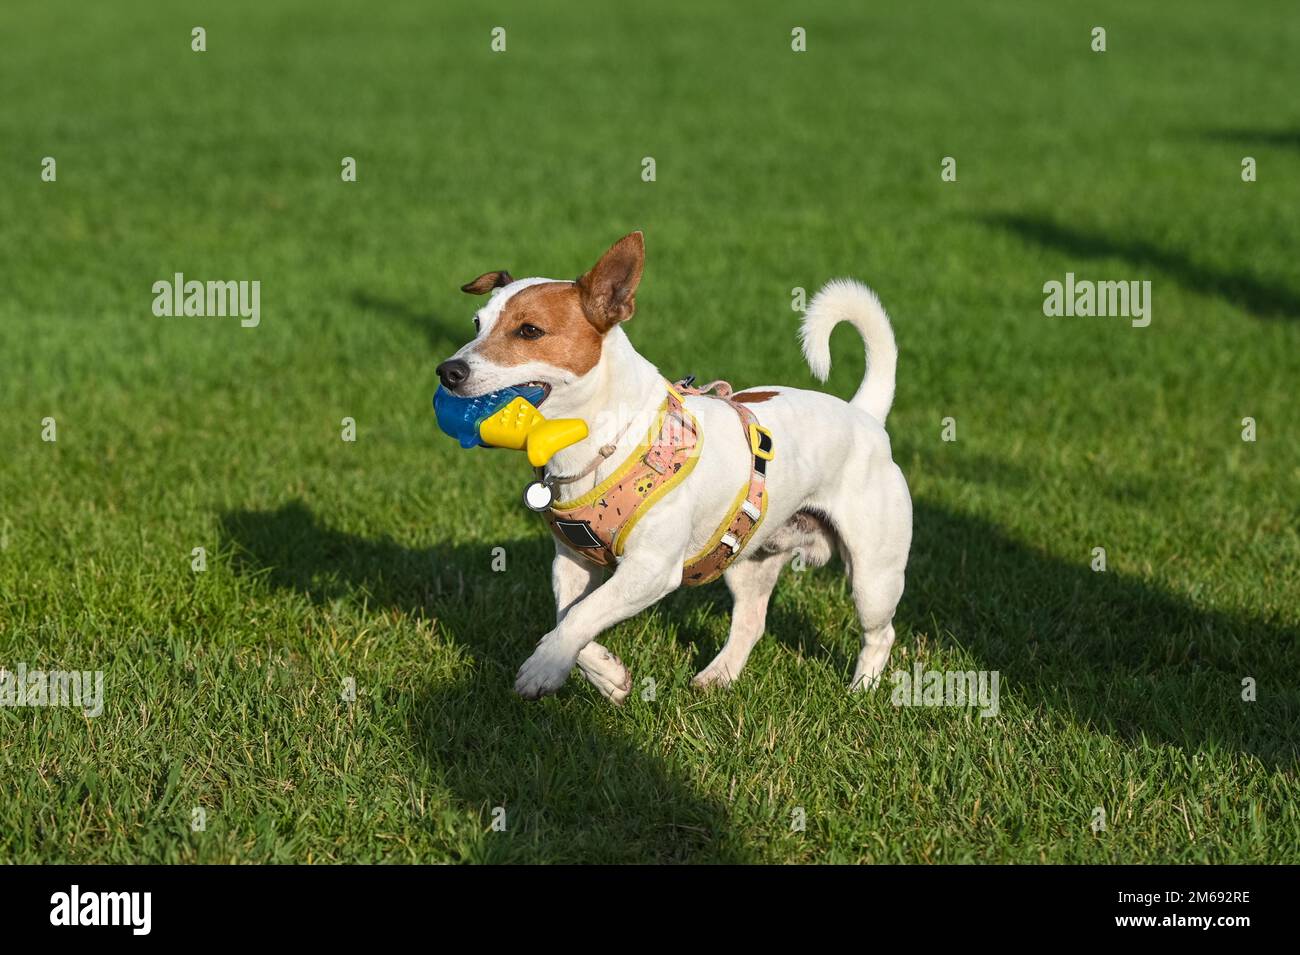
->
[436,232,912,701]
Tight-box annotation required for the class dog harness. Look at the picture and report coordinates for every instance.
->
[542,379,774,586]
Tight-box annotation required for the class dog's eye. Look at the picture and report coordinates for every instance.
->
[518,323,545,340]
[473,317,481,333]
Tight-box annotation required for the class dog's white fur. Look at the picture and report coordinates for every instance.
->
[448,272,912,701]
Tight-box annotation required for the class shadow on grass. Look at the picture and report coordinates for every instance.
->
[1196,128,1300,150]
[351,289,466,353]
[661,499,1298,771]
[219,500,750,863]
[220,496,1300,859]
[981,213,1300,321]
[905,505,1299,769]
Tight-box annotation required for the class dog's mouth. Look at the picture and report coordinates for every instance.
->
[519,380,552,406]
[458,380,552,405]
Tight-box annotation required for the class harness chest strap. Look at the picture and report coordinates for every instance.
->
[542,379,773,587]
[679,388,772,585]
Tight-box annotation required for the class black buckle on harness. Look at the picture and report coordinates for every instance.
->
[749,424,774,474]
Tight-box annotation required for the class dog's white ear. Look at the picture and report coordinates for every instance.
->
[578,232,644,332]
[461,270,513,294]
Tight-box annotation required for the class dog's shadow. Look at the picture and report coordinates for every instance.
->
[219,501,752,862]
[220,496,1299,857]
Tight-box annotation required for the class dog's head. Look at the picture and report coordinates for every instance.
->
[435,232,645,408]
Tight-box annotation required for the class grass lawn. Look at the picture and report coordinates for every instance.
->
[1,0,1297,863]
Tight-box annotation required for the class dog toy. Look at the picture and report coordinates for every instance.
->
[433,385,588,468]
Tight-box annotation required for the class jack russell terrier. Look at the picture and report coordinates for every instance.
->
[436,232,912,701]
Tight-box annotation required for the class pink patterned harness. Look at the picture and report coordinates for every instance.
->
[543,378,774,586]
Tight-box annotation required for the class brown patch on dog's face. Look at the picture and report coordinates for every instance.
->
[734,390,780,403]
[476,282,605,375]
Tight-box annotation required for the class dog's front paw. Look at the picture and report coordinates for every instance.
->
[514,642,578,700]
[578,643,633,704]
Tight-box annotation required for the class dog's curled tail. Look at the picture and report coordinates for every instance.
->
[798,278,898,424]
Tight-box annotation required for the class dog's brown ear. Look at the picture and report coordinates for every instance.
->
[461,270,513,294]
[577,232,644,333]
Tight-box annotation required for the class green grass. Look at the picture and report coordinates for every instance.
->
[2,0,1298,863]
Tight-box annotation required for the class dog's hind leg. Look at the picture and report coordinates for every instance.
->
[692,549,788,689]
[552,546,632,703]
[833,472,911,692]
[846,566,903,692]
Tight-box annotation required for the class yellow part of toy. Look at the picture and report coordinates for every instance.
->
[478,396,589,467]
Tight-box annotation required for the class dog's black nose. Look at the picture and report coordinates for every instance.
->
[436,359,470,389]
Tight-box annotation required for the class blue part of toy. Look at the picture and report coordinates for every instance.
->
[433,384,548,449]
